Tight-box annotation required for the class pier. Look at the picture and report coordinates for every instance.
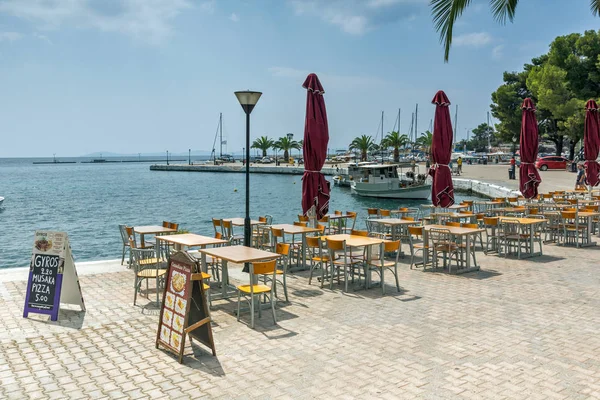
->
[150,163,338,175]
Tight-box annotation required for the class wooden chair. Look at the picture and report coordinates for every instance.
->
[483,217,501,254]
[368,240,401,294]
[367,208,379,219]
[222,219,243,245]
[561,210,587,247]
[318,215,331,234]
[261,243,290,302]
[407,226,430,269]
[445,221,461,227]
[307,236,330,287]
[326,239,361,292]
[298,214,309,223]
[500,219,529,258]
[118,225,132,266]
[341,211,357,234]
[379,209,392,218]
[461,223,484,252]
[129,238,166,305]
[237,259,277,329]
[429,228,460,272]
[212,218,222,236]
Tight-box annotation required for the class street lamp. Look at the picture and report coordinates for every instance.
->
[188,149,191,165]
[166,150,169,165]
[235,90,262,259]
[512,135,517,157]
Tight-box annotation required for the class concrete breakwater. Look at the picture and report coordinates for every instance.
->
[453,178,521,198]
[150,163,338,175]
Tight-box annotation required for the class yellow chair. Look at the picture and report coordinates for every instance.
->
[307,236,330,287]
[129,238,166,305]
[407,226,430,269]
[237,259,277,329]
[368,240,401,294]
[445,221,461,227]
[326,239,362,292]
[298,214,309,223]
[261,243,291,302]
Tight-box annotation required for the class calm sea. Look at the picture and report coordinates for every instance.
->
[0,157,481,268]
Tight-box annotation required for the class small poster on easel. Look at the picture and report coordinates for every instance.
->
[156,251,216,364]
[23,231,86,321]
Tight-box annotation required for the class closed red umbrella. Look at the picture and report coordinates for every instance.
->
[519,98,542,199]
[429,90,454,207]
[301,73,330,218]
[584,99,600,187]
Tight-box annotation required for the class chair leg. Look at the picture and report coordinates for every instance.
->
[282,273,289,302]
[121,246,126,265]
[344,266,349,292]
[271,291,277,324]
[133,278,139,305]
[251,294,256,329]
[394,266,400,292]
[236,291,241,322]
[381,268,385,295]
[156,276,160,304]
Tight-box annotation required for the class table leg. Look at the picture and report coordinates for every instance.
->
[529,225,534,257]
[221,260,229,298]
[365,245,372,289]
[423,230,429,267]
[302,233,307,269]
[201,253,208,273]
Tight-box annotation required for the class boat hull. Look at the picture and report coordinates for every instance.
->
[351,183,431,199]
[332,176,352,187]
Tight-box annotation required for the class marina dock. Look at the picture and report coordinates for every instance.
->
[150,163,338,175]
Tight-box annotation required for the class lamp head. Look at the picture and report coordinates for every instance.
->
[235,91,262,115]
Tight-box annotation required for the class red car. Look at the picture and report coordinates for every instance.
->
[535,156,569,171]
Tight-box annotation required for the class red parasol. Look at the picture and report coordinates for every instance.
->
[584,99,600,187]
[301,73,330,219]
[429,90,454,207]
[519,98,542,199]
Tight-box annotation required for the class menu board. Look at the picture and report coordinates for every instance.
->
[156,251,215,363]
[23,231,85,321]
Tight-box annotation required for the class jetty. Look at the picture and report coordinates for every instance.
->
[150,163,338,175]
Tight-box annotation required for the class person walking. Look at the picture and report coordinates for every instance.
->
[457,157,463,175]
[509,156,516,180]
[575,163,587,190]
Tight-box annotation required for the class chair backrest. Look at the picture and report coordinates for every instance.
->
[276,242,290,256]
[458,211,473,215]
[252,259,277,275]
[125,227,137,247]
[298,214,309,222]
[334,210,342,215]
[429,228,451,245]
[162,221,169,228]
[306,236,321,248]
[318,215,329,223]
[326,239,345,251]
[271,228,284,240]
[408,226,423,237]
[561,211,577,220]
[215,232,223,240]
[258,216,267,223]
[383,240,401,253]
[294,221,308,227]
[118,225,129,245]
[169,222,179,231]
[568,199,578,205]
[401,216,415,221]
[483,217,498,226]
[367,208,379,216]
[222,220,232,229]
[379,209,391,217]
[501,219,522,235]
[350,229,368,237]
[461,223,478,229]
[445,221,461,227]
[529,208,539,215]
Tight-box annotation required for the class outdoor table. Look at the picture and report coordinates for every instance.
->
[326,213,353,233]
[270,224,321,269]
[540,211,599,247]
[428,212,477,225]
[222,218,266,227]
[497,217,546,257]
[423,225,484,273]
[489,207,527,215]
[134,225,176,247]
[197,245,280,300]
[156,233,228,251]
[321,234,387,289]
[367,218,419,241]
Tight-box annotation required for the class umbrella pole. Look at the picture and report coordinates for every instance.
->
[307,205,317,228]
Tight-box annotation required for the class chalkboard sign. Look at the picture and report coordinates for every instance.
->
[23,231,85,321]
[156,251,215,364]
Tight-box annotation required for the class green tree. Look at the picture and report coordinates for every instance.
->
[430,1,600,62]
[273,136,300,162]
[381,131,409,162]
[467,123,496,152]
[415,131,433,154]
[251,136,274,157]
[349,135,376,161]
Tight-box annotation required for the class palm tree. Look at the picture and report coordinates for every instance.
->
[415,131,433,154]
[251,136,274,157]
[381,131,410,162]
[349,135,376,161]
[431,0,600,62]
[273,136,300,162]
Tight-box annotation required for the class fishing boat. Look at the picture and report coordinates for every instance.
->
[333,161,377,187]
[350,163,431,199]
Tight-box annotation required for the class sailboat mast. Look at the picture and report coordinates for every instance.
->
[414,104,418,144]
[219,112,223,158]
[381,111,384,163]
[398,108,401,134]
[453,105,458,152]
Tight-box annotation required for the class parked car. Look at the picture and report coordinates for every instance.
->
[219,154,235,163]
[259,157,273,164]
[535,156,569,171]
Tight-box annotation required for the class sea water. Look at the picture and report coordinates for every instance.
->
[0,158,482,267]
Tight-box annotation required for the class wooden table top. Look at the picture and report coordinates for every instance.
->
[540,211,600,218]
[424,225,484,236]
[222,218,266,226]
[367,218,420,226]
[489,207,527,213]
[270,224,321,234]
[422,204,469,210]
[155,233,228,247]
[134,225,177,235]
[197,245,280,263]
[327,214,353,220]
[497,217,547,225]
[321,234,387,247]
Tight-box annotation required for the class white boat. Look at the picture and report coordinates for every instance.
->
[0,197,4,206]
[333,162,377,187]
[350,163,431,199]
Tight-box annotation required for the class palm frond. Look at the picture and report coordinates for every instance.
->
[430,0,472,62]
[490,0,518,24]
[592,0,600,15]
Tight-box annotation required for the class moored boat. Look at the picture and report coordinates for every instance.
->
[333,161,377,187]
[350,163,431,199]
[0,197,4,206]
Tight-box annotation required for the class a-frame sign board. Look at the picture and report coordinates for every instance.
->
[23,231,86,321]
[156,251,216,364]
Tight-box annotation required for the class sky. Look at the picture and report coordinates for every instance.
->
[1,0,599,157]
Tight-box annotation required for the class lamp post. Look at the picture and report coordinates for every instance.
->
[166,150,169,165]
[235,90,262,261]
[512,135,517,157]
[188,149,191,165]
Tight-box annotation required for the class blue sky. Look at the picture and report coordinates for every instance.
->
[0,0,598,157]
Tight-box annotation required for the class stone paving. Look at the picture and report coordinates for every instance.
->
[2,241,600,399]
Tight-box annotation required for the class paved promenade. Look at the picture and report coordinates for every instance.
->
[2,241,600,399]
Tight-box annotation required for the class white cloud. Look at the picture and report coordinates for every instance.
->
[0,31,22,42]
[0,0,194,45]
[229,13,239,22]
[492,44,504,60]
[289,0,425,35]
[268,66,386,89]
[33,32,52,45]
[453,32,492,47]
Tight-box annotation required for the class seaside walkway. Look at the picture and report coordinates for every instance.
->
[2,243,600,399]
